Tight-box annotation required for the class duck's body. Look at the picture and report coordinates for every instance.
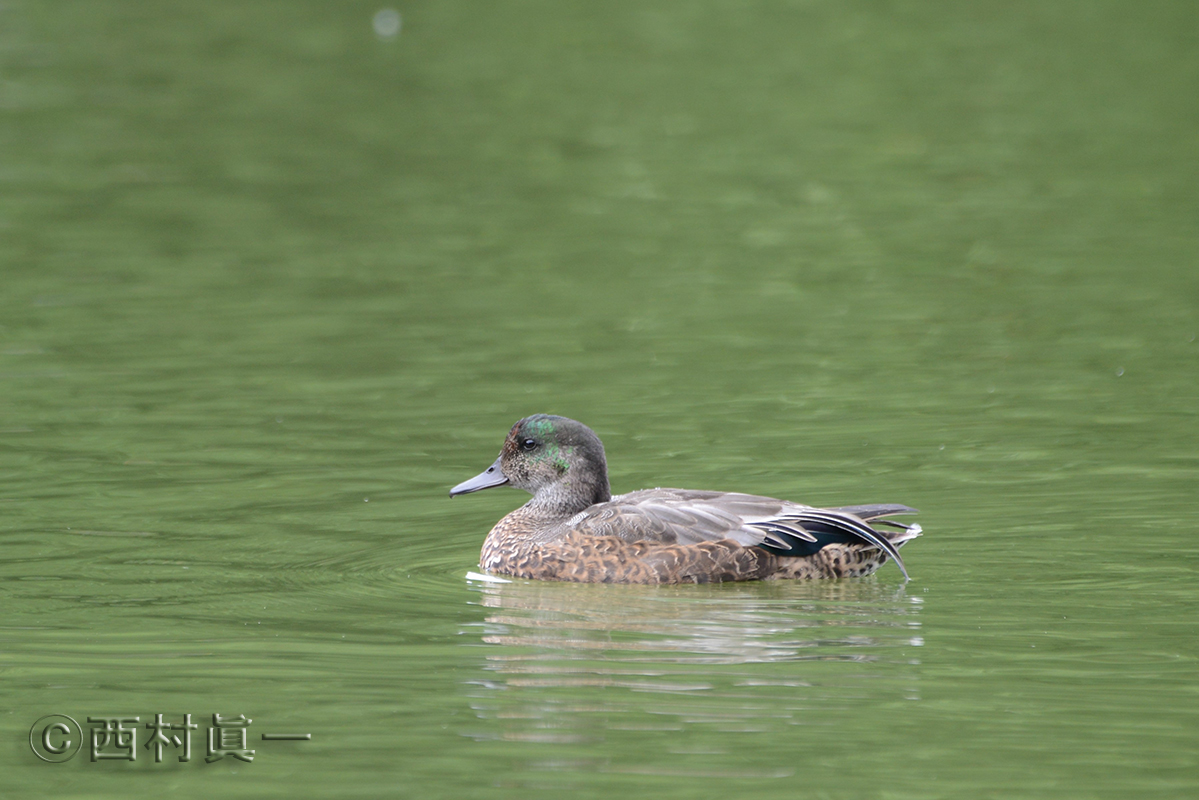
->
[451,415,921,585]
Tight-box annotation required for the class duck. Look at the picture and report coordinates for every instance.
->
[450,415,921,584]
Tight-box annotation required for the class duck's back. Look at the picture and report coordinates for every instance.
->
[565,488,803,548]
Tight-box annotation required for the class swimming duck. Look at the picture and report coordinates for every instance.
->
[450,415,921,584]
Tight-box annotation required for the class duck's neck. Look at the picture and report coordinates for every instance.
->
[523,476,611,521]
[481,478,612,568]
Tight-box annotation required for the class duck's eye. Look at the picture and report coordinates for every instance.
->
[520,438,537,451]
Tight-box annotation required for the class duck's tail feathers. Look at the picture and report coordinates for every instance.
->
[751,506,919,581]
[834,504,923,549]
[830,503,918,520]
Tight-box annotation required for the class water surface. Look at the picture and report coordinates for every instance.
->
[2,1,1197,797]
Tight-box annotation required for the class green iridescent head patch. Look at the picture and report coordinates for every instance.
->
[521,415,571,472]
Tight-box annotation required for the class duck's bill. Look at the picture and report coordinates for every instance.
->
[449,456,509,496]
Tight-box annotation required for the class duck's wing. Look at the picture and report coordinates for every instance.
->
[566,490,915,579]
[565,489,765,547]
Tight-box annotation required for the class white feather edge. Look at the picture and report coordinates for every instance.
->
[465,571,512,584]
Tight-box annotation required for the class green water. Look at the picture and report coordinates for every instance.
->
[2,0,1197,796]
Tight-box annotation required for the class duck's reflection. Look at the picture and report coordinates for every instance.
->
[470,578,921,665]
[459,579,925,767]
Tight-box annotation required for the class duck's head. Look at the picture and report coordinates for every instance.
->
[449,415,611,509]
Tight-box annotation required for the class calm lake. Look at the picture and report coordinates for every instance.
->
[2,1,1196,797]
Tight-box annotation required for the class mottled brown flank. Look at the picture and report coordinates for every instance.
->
[480,517,894,584]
